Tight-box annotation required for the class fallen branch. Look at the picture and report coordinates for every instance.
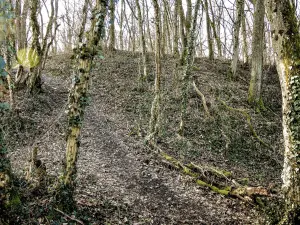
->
[151,144,269,202]
[218,99,271,149]
[192,81,212,118]
[54,208,85,225]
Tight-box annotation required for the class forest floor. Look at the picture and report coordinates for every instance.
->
[4,50,283,224]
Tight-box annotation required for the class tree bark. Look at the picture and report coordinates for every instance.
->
[248,0,265,108]
[147,0,162,142]
[135,0,148,79]
[241,12,248,64]
[179,0,201,135]
[28,0,42,93]
[231,0,245,79]
[265,0,300,223]
[173,0,179,57]
[108,0,115,51]
[63,0,108,187]
[204,0,214,60]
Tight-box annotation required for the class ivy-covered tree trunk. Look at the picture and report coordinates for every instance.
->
[231,0,245,79]
[28,0,42,92]
[265,0,300,223]
[178,0,201,136]
[248,0,265,108]
[57,0,108,210]
[147,0,161,142]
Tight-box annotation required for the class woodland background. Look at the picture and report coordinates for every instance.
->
[0,0,300,224]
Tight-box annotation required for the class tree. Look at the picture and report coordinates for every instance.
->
[248,0,265,109]
[57,0,108,211]
[135,0,148,80]
[204,0,214,60]
[231,0,245,79]
[179,0,201,135]
[265,0,300,223]
[108,0,115,51]
[147,0,161,142]
[173,0,179,57]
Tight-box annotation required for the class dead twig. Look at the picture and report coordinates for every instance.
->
[192,81,212,118]
[54,208,85,225]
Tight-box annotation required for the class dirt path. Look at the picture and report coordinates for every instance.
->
[75,89,259,224]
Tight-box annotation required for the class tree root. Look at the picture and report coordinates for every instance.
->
[218,99,272,149]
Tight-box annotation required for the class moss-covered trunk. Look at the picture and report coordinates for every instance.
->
[147,0,161,142]
[265,0,300,223]
[28,0,42,92]
[57,0,108,210]
[178,0,201,136]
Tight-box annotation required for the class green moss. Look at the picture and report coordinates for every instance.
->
[210,185,230,195]
[183,167,198,177]
[5,190,21,209]
[196,179,229,195]
[196,179,207,186]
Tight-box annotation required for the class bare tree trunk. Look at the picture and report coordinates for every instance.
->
[231,0,245,79]
[265,1,300,223]
[52,0,59,54]
[41,0,55,69]
[135,0,148,79]
[209,0,222,58]
[144,0,153,52]
[173,0,179,57]
[242,12,248,64]
[248,0,264,108]
[177,0,187,62]
[204,0,214,60]
[108,0,115,51]
[119,0,125,50]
